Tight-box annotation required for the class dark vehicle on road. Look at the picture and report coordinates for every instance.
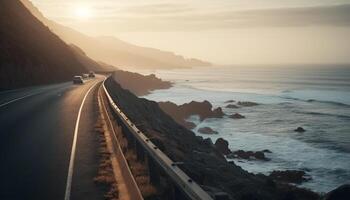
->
[73,76,84,84]
[88,71,95,78]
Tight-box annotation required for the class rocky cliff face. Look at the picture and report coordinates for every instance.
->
[112,70,172,96]
[105,77,319,200]
[0,0,88,90]
[158,101,224,129]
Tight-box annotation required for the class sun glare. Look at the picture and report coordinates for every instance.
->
[74,6,92,19]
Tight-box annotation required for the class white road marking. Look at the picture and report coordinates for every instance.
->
[0,92,41,108]
[0,88,24,95]
[64,81,100,200]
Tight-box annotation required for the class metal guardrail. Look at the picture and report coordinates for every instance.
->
[102,79,214,200]
[98,85,144,200]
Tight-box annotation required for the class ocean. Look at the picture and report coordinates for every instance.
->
[139,65,350,193]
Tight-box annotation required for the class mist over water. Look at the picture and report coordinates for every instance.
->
[142,65,350,193]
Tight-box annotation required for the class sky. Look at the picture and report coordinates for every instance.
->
[30,0,350,65]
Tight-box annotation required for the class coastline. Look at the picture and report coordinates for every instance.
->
[105,75,320,200]
[140,66,350,193]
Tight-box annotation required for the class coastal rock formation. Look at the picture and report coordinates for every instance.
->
[324,184,350,200]
[184,121,197,130]
[215,138,232,155]
[295,127,306,133]
[225,100,236,103]
[229,113,246,119]
[158,100,225,129]
[269,170,311,184]
[227,150,270,161]
[198,127,218,135]
[237,101,259,107]
[105,76,320,200]
[112,70,172,96]
[226,104,239,109]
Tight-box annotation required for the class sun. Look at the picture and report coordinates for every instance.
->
[74,6,92,19]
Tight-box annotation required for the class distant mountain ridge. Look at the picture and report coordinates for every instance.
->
[20,0,211,69]
[0,0,87,90]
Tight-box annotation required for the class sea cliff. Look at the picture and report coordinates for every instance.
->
[112,70,172,96]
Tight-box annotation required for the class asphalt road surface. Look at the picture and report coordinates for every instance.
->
[0,76,105,200]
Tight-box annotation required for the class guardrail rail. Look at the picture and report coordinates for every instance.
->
[102,79,214,200]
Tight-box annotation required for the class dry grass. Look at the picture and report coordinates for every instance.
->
[140,184,158,198]
[103,109,158,198]
[124,148,158,198]
[94,118,119,200]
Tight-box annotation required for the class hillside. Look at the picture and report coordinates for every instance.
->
[0,0,87,90]
[20,0,211,69]
[70,45,116,73]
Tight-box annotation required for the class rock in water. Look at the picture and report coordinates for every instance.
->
[254,151,266,160]
[212,107,225,119]
[225,100,235,103]
[184,121,197,129]
[158,100,225,130]
[215,138,232,155]
[227,150,270,161]
[226,104,239,109]
[198,127,219,135]
[294,127,306,132]
[324,184,350,200]
[269,170,311,184]
[228,150,250,159]
[229,113,245,119]
[237,101,259,107]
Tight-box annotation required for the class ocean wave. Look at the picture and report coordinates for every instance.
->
[281,90,292,93]
[294,111,350,119]
[280,96,350,107]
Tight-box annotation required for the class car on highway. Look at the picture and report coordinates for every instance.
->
[73,76,84,84]
[82,74,88,79]
[88,71,95,78]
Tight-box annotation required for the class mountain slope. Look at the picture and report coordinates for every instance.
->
[70,45,116,73]
[0,0,87,90]
[20,0,211,69]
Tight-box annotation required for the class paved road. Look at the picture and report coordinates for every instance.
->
[0,77,105,200]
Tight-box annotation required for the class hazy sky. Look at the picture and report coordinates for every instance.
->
[30,0,350,65]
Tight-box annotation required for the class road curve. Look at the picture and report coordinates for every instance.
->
[0,77,105,200]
